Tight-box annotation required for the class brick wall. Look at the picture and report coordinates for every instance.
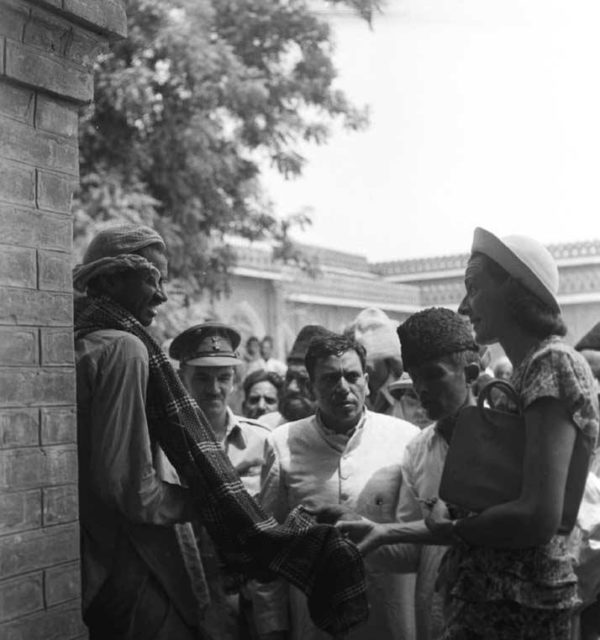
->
[0,1,125,637]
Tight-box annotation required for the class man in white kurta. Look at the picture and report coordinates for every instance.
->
[256,332,419,640]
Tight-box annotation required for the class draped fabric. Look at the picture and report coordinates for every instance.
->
[74,295,368,636]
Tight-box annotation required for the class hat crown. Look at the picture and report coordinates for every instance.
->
[502,234,558,295]
[287,325,331,363]
[170,322,242,366]
[472,227,560,311]
[351,307,401,361]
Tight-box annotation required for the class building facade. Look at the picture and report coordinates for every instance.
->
[188,239,600,360]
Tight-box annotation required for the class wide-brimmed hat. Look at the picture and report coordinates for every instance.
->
[170,322,242,367]
[471,227,559,312]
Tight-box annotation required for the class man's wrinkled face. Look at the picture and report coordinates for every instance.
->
[243,380,279,419]
[180,365,235,420]
[108,247,168,326]
[311,350,368,432]
[409,357,470,422]
[279,362,315,421]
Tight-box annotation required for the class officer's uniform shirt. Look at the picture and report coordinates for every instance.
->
[221,407,270,497]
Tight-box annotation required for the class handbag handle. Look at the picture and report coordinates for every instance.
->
[477,379,522,416]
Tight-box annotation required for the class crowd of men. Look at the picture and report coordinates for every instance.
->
[72,224,600,640]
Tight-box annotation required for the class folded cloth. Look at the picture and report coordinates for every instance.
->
[74,295,368,636]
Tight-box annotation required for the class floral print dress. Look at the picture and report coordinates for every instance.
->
[442,336,600,640]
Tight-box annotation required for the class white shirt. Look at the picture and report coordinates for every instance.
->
[257,409,419,640]
[368,423,449,640]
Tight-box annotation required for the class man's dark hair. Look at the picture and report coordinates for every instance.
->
[242,369,284,398]
[305,333,367,380]
[261,335,274,346]
[246,336,259,348]
[474,252,567,339]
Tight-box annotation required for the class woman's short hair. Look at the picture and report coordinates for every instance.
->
[475,252,567,339]
[305,333,367,380]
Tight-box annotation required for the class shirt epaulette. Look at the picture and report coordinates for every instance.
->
[235,416,271,433]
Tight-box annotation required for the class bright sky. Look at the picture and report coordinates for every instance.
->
[262,0,600,262]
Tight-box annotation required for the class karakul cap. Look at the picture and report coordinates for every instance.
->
[398,307,478,370]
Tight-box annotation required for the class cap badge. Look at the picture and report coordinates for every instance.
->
[211,335,222,352]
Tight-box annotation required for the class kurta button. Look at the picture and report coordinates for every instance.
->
[375,497,383,506]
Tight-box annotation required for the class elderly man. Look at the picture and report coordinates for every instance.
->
[73,225,370,640]
[169,322,271,497]
[257,332,419,640]
[73,225,206,639]
[242,369,283,421]
[259,324,330,429]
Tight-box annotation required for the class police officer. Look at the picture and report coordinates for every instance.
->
[170,322,271,640]
[170,321,270,497]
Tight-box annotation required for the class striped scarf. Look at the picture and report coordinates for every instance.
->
[74,295,368,636]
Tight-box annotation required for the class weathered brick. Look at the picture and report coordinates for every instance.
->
[0,489,42,535]
[0,327,38,365]
[35,94,78,138]
[0,288,73,326]
[36,170,77,212]
[41,328,74,365]
[37,249,72,292]
[5,39,93,104]
[0,445,77,489]
[43,485,78,526]
[0,602,86,640]
[0,83,35,125]
[0,245,37,288]
[0,158,36,207]
[0,368,76,407]
[23,6,107,67]
[0,409,39,448]
[0,522,79,579]
[0,573,44,623]
[0,206,72,251]
[0,1,27,40]
[63,0,127,38]
[44,561,80,607]
[40,407,76,445]
[0,113,78,176]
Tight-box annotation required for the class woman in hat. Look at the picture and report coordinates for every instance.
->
[423,227,600,639]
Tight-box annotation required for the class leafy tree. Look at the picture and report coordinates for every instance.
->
[75,0,377,295]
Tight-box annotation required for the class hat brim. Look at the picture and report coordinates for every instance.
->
[183,355,242,367]
[472,227,560,312]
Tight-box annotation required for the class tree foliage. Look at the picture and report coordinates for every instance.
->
[75,0,375,294]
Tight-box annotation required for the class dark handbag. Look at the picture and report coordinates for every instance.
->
[439,379,590,533]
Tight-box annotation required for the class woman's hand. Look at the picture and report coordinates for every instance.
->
[423,498,454,541]
[335,518,387,556]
